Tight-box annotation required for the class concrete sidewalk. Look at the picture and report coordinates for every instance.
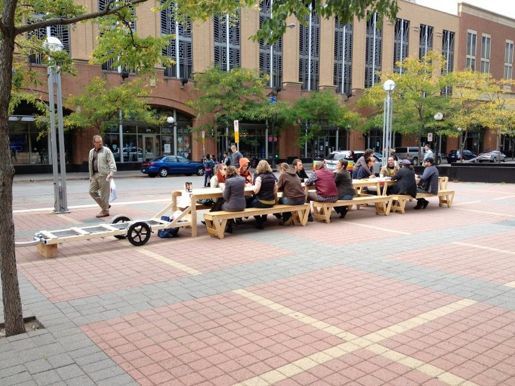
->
[14,170,143,183]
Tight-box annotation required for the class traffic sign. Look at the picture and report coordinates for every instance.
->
[427,132,433,142]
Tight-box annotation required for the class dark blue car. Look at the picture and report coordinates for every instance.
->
[141,156,204,177]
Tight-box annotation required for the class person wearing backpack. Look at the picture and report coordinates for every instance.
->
[203,154,215,187]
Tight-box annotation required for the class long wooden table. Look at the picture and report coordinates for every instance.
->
[171,177,396,237]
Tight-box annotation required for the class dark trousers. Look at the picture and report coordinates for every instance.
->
[279,197,305,221]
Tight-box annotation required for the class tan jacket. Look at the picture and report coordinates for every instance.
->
[88,146,117,178]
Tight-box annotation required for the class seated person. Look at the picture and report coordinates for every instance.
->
[334,159,356,218]
[210,166,245,232]
[277,162,306,224]
[352,149,374,178]
[292,158,309,181]
[356,157,375,179]
[305,161,338,221]
[249,160,277,229]
[388,159,417,197]
[209,163,226,188]
[415,157,439,209]
[238,157,253,184]
[380,156,399,177]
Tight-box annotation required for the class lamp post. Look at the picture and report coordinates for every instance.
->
[382,79,395,167]
[44,32,68,213]
[434,112,443,164]
[166,116,177,155]
[117,67,129,162]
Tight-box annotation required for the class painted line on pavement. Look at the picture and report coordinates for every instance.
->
[453,242,515,256]
[351,222,411,235]
[136,248,201,276]
[493,194,515,201]
[14,198,169,214]
[505,281,515,288]
[452,200,481,206]
[234,289,476,386]
[453,207,515,218]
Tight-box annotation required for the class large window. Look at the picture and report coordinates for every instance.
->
[419,24,433,59]
[466,30,477,70]
[365,12,382,88]
[214,13,241,71]
[299,5,320,91]
[161,1,193,79]
[333,18,353,95]
[259,0,283,89]
[480,34,491,74]
[28,25,71,65]
[393,18,409,73]
[442,30,455,96]
[505,40,514,80]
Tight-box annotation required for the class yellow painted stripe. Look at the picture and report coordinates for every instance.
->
[235,289,477,386]
[493,195,515,201]
[505,281,515,288]
[351,223,411,235]
[452,200,481,206]
[454,208,515,218]
[137,249,201,275]
[453,242,515,256]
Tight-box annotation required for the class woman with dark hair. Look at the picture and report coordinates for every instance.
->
[356,157,375,179]
[352,149,374,178]
[209,166,245,233]
[277,162,305,224]
[334,159,356,218]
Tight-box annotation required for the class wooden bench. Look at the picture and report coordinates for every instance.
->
[391,177,455,213]
[312,195,393,223]
[203,204,310,239]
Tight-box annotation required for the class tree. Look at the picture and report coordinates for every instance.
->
[65,77,162,133]
[1,0,398,336]
[444,71,515,159]
[189,67,269,134]
[290,90,360,154]
[359,52,452,159]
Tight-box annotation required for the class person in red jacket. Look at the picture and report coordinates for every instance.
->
[304,161,338,221]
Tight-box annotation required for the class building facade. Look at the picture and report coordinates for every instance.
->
[9,0,514,171]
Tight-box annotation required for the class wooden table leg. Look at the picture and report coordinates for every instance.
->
[190,194,197,237]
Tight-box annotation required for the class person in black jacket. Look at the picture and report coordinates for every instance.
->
[293,159,309,181]
[388,159,417,198]
[334,159,356,218]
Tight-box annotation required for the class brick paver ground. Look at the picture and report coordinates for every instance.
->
[2,180,515,385]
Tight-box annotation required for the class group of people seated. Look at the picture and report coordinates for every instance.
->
[203,149,439,233]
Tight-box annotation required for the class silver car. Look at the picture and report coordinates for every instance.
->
[475,150,506,163]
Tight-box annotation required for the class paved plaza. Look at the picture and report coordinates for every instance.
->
[2,177,515,385]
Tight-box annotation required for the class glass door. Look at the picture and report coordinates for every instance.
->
[142,135,158,161]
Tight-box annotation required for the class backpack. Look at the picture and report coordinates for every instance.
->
[157,216,180,238]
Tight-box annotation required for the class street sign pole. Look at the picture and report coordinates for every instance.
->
[234,120,239,150]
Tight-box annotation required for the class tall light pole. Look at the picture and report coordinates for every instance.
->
[434,112,443,164]
[117,67,129,162]
[382,79,395,167]
[166,116,177,155]
[44,32,68,213]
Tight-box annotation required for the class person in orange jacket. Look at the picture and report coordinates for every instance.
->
[238,157,253,184]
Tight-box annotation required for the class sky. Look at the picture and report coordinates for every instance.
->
[413,0,515,19]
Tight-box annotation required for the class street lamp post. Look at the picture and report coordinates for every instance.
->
[434,112,443,164]
[382,79,396,167]
[166,116,177,155]
[44,32,68,213]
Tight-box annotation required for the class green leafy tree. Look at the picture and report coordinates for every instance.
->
[189,67,269,134]
[65,77,162,132]
[291,90,360,150]
[445,71,515,159]
[359,52,451,137]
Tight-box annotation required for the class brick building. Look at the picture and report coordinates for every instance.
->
[9,0,515,171]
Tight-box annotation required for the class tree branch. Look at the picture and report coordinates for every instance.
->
[14,0,148,35]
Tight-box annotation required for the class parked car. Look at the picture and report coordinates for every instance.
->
[446,149,477,163]
[475,150,506,163]
[324,150,356,171]
[394,147,422,165]
[141,155,204,177]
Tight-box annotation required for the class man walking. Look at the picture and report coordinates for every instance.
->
[89,135,117,218]
[230,144,242,168]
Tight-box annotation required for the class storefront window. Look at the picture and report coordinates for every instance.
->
[8,117,52,165]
